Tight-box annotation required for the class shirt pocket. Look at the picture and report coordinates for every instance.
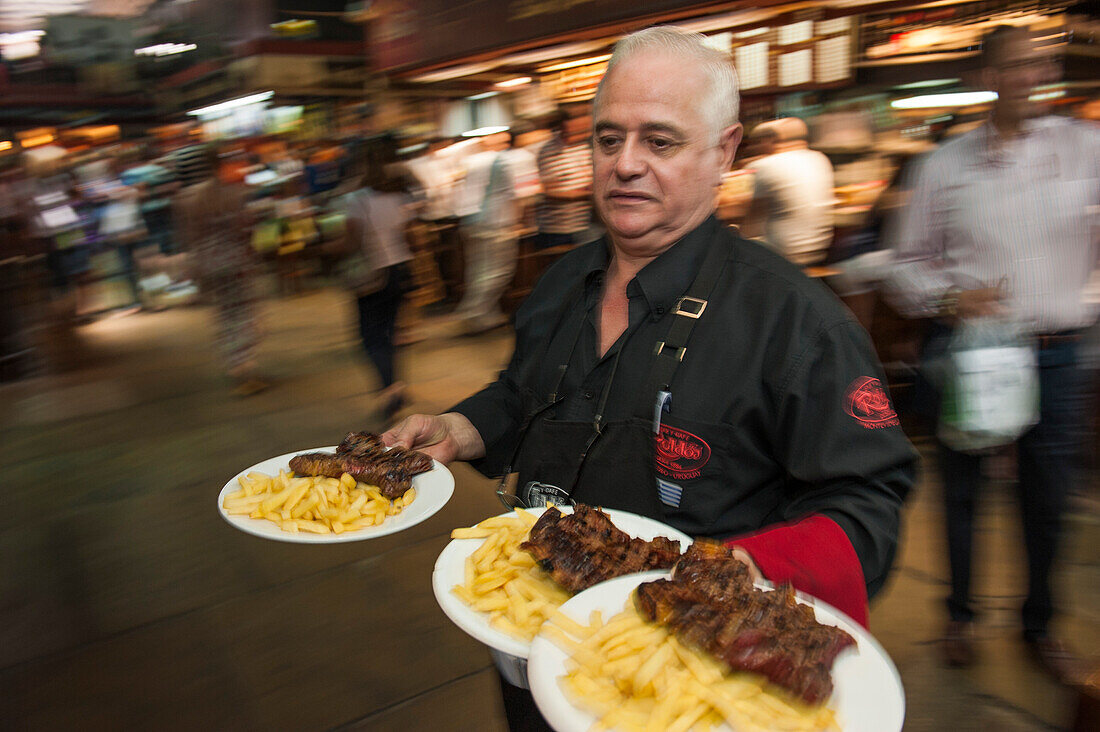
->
[653,414,781,538]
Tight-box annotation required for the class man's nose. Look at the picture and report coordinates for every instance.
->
[614,138,646,179]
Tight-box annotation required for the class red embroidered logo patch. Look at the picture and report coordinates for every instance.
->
[654,424,711,480]
[845,376,900,429]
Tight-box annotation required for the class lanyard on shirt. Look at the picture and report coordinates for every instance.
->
[639,235,731,426]
[496,227,731,504]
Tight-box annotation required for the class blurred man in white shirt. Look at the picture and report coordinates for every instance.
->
[743,117,835,266]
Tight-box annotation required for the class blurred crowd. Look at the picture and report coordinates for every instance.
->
[1,60,1097,406]
[0,20,1097,728]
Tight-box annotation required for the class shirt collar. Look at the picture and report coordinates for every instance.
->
[975,116,1053,165]
[610,216,723,320]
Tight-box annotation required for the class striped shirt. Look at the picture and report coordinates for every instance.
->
[536,135,593,235]
[887,116,1099,333]
[169,145,213,188]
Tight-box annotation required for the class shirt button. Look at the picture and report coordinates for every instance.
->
[583,391,594,399]
[655,305,665,314]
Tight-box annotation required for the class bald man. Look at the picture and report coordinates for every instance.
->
[743,117,836,266]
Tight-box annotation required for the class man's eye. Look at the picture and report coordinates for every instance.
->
[648,138,676,153]
[597,136,622,152]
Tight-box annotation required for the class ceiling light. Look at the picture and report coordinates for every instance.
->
[188,91,274,117]
[495,77,532,89]
[466,91,499,101]
[410,62,497,83]
[891,92,997,109]
[0,141,12,152]
[537,54,611,73]
[135,42,197,57]
[895,78,960,90]
[1029,88,1065,102]
[461,126,509,137]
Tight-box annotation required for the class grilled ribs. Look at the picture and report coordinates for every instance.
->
[634,543,856,705]
[519,505,682,593]
[287,432,432,499]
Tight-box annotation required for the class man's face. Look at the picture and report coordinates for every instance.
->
[984,32,1057,122]
[592,51,740,258]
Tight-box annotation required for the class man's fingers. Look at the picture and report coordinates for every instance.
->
[381,415,430,450]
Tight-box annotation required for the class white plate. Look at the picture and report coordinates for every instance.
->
[432,506,692,659]
[217,446,454,543]
[528,573,905,732]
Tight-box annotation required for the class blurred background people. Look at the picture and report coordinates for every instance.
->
[886,25,1097,682]
[742,116,836,266]
[172,145,267,396]
[452,128,537,334]
[534,105,595,250]
[336,134,416,417]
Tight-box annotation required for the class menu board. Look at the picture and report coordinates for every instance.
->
[736,42,769,90]
[535,11,855,102]
[727,12,854,92]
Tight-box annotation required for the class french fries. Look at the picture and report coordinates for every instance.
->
[450,509,572,641]
[223,469,416,534]
[545,601,840,732]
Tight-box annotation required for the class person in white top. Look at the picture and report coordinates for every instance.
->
[453,129,536,333]
[340,135,416,417]
[887,25,1099,681]
[407,137,463,223]
[742,117,835,266]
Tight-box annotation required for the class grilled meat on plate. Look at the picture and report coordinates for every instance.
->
[634,543,856,706]
[287,432,432,499]
[520,504,682,593]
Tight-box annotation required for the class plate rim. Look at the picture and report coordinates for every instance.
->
[526,571,906,732]
[217,446,454,543]
[431,506,693,659]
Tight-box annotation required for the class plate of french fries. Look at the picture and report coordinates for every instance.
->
[527,572,905,732]
[432,507,692,660]
[217,447,454,543]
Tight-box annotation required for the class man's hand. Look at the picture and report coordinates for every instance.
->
[381,412,486,465]
[729,545,766,583]
[952,286,1006,322]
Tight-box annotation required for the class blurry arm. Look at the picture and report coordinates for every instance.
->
[882,155,956,319]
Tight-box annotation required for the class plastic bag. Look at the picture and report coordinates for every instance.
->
[937,317,1039,452]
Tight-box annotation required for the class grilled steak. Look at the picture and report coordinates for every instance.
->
[634,544,856,705]
[337,431,434,474]
[287,432,432,500]
[520,504,682,593]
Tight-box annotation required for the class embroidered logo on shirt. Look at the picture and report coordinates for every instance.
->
[654,424,711,480]
[657,478,683,508]
[845,376,900,429]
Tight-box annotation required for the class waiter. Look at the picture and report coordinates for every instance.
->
[386,26,915,629]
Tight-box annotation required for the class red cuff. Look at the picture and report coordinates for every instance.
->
[725,515,869,629]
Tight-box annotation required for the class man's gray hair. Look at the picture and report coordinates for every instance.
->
[593,26,740,139]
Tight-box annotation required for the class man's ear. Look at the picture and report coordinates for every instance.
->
[718,123,743,173]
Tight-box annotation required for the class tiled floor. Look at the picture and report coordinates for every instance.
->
[2,288,1096,731]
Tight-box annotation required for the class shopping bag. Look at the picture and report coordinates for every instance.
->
[937,317,1039,452]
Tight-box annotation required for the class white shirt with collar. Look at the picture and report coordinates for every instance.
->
[888,116,1100,333]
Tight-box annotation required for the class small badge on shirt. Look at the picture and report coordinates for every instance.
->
[657,478,683,508]
[845,376,900,429]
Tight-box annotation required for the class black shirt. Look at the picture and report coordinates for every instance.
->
[453,216,917,596]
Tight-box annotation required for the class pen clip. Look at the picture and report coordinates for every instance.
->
[653,390,672,434]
